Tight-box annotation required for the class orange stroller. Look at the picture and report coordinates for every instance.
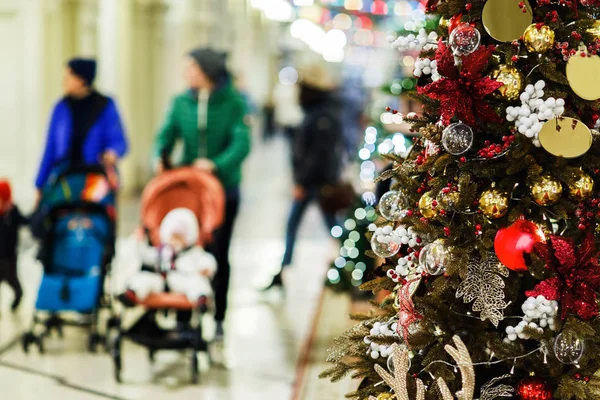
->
[110,167,224,383]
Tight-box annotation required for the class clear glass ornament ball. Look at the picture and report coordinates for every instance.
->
[418,241,448,275]
[449,24,481,56]
[371,234,401,258]
[379,190,410,221]
[442,123,474,155]
[554,331,585,365]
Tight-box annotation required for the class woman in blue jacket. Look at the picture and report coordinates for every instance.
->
[35,58,128,196]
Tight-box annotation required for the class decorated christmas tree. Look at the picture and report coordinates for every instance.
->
[322,0,600,399]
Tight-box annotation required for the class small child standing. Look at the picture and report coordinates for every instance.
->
[121,208,216,305]
[0,180,28,311]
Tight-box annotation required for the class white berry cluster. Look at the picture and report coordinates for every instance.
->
[365,321,399,360]
[391,29,438,52]
[505,80,565,147]
[371,225,396,245]
[504,295,558,341]
[414,58,440,81]
[394,226,420,247]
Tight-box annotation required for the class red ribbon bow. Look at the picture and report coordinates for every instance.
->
[526,233,600,320]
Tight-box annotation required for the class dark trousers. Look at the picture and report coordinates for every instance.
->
[0,257,22,303]
[282,188,338,268]
[209,190,240,322]
[177,188,240,325]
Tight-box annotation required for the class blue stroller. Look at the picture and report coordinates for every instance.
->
[22,164,117,353]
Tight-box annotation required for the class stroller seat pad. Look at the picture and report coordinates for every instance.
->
[132,293,203,310]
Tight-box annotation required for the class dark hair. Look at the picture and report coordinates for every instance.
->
[67,58,97,86]
[188,48,228,84]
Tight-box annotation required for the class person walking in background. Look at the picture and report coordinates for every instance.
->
[154,48,250,340]
[262,63,344,290]
[35,58,128,196]
[272,75,303,141]
[0,180,29,312]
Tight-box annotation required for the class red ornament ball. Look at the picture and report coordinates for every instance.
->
[515,377,553,400]
[448,13,463,35]
[494,219,545,271]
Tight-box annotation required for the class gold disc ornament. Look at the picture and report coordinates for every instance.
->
[419,191,438,219]
[482,0,533,42]
[489,64,525,101]
[566,52,600,101]
[523,24,555,53]
[530,175,563,206]
[479,189,509,219]
[566,171,594,202]
[538,117,592,158]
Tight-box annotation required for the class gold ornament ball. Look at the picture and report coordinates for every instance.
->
[478,189,509,219]
[530,175,563,206]
[438,189,461,210]
[419,191,438,219]
[523,24,555,53]
[376,393,394,400]
[489,64,525,101]
[438,16,449,31]
[587,20,600,40]
[567,171,594,202]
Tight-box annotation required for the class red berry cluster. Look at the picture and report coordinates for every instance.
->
[558,0,576,6]
[475,223,483,236]
[545,10,559,23]
[537,0,551,5]
[518,1,529,12]
[387,268,401,282]
[385,106,400,114]
[511,55,519,63]
[465,3,472,10]
[477,136,515,158]
[574,198,600,230]
[416,179,430,194]
[573,373,591,382]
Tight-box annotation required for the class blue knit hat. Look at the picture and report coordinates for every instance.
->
[67,58,97,86]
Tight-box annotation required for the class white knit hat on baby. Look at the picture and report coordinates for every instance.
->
[159,208,199,247]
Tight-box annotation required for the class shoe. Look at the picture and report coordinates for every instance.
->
[260,270,283,292]
[117,290,137,307]
[215,321,225,341]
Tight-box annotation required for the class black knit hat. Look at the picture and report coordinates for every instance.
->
[67,58,97,86]
[188,48,228,83]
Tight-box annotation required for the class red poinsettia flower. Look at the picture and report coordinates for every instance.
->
[418,42,504,126]
[526,233,600,320]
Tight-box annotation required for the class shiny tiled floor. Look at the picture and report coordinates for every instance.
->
[0,135,341,399]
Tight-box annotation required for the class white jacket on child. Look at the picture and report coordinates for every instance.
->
[129,244,216,302]
[127,208,217,303]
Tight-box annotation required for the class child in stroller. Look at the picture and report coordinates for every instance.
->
[120,208,216,307]
[110,167,224,384]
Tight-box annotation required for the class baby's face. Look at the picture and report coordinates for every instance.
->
[168,233,187,251]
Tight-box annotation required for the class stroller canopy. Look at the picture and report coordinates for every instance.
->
[39,164,116,219]
[140,167,225,246]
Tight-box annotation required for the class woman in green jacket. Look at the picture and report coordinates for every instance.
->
[154,48,251,339]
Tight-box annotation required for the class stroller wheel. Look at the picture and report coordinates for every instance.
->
[21,333,33,354]
[148,349,156,363]
[191,351,199,384]
[88,333,101,353]
[114,354,122,383]
[36,336,45,354]
[111,337,122,383]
